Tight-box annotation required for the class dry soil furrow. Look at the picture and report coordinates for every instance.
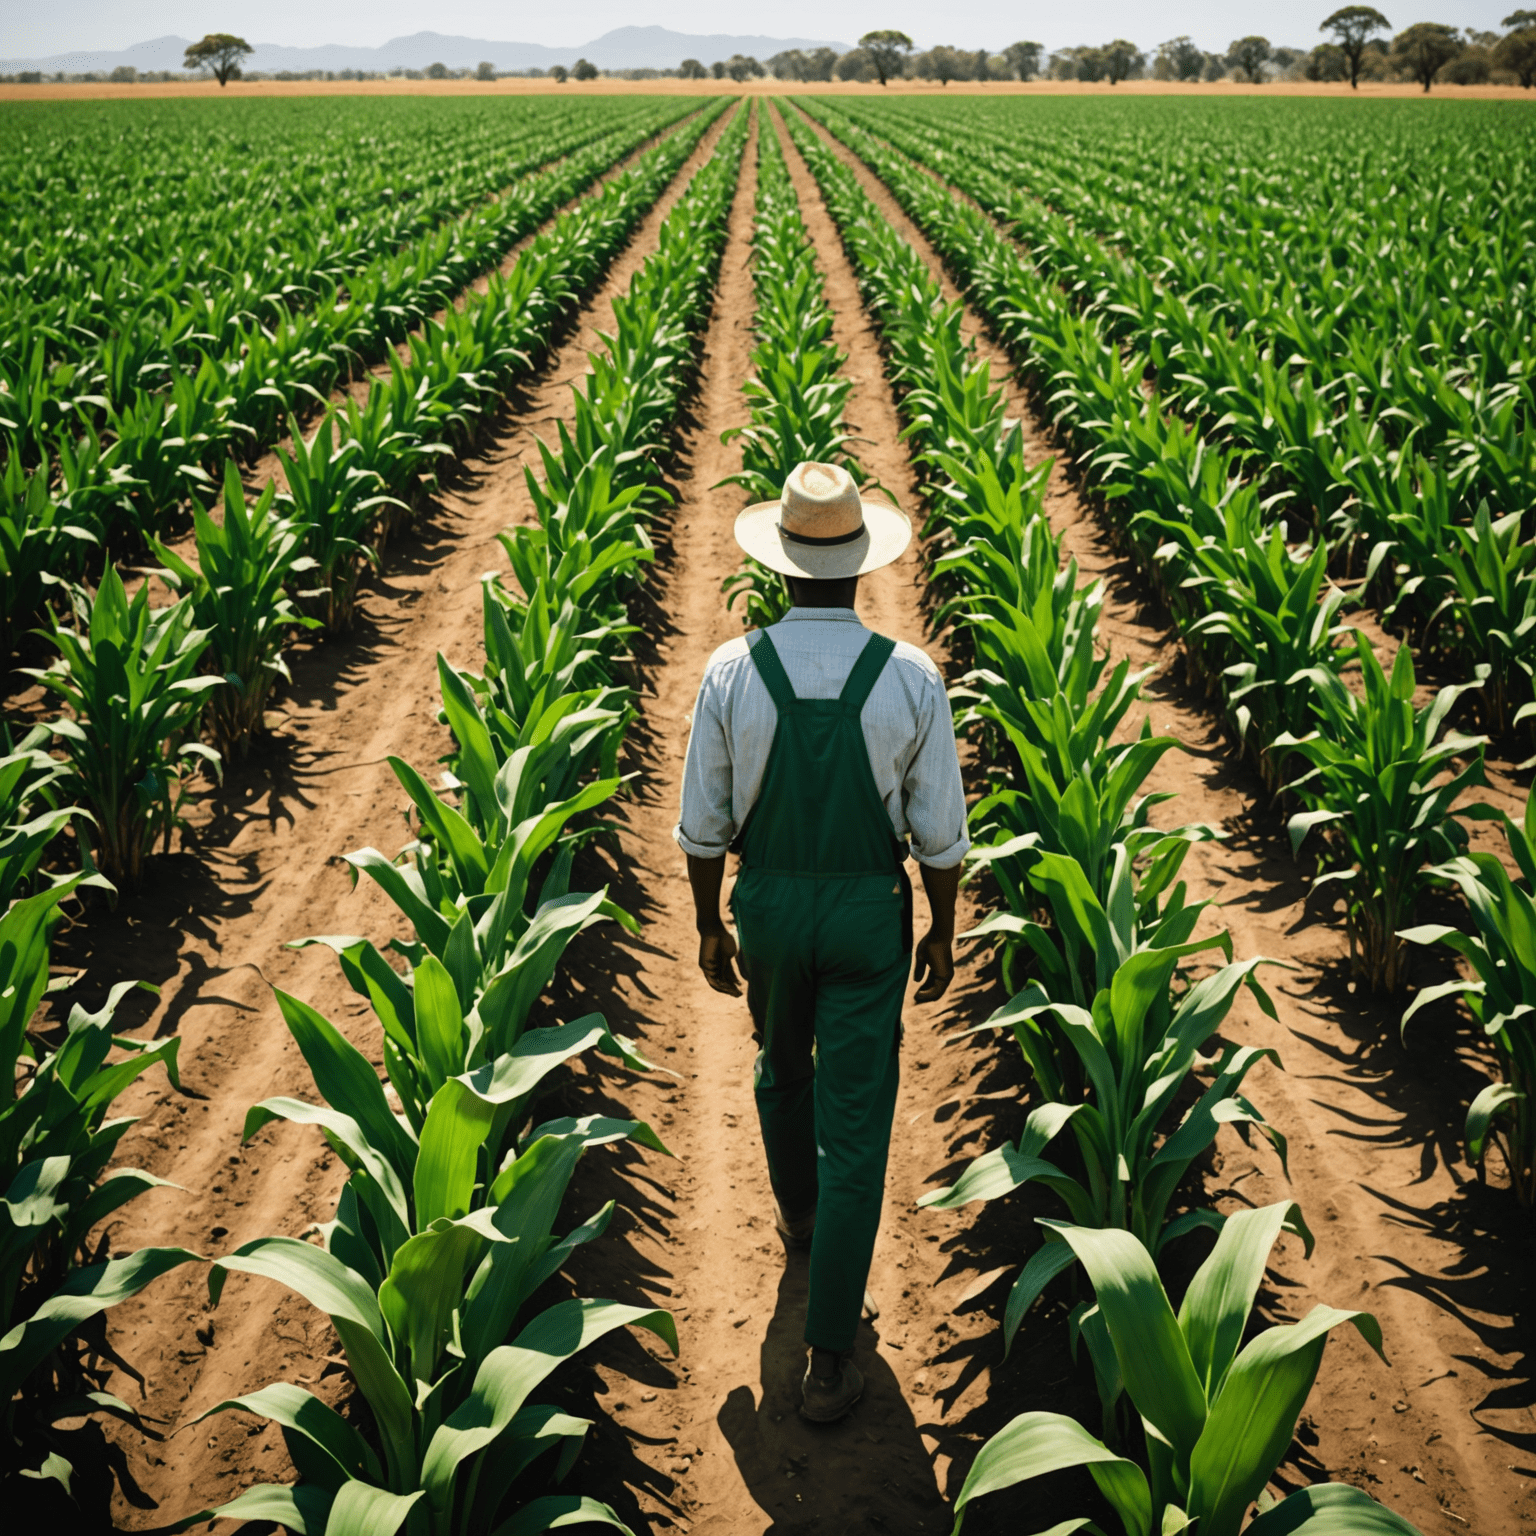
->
[78,102,743,1528]
[546,100,1002,1536]
[790,102,1532,1535]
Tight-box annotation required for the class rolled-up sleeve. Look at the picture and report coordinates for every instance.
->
[675,668,735,859]
[903,669,970,869]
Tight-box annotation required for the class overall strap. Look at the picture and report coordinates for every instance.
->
[838,633,897,711]
[746,629,799,711]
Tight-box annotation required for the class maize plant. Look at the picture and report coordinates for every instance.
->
[949,1207,1421,1535]
[152,462,319,759]
[721,109,868,629]
[932,845,1286,1359]
[1419,500,1536,738]
[275,412,394,631]
[1276,640,1487,994]
[1,877,200,1501]
[0,724,85,908]
[22,566,223,887]
[0,449,97,656]
[1401,790,1536,1206]
[788,105,1295,1425]
[176,974,676,1536]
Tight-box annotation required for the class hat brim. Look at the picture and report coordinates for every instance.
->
[734,497,912,579]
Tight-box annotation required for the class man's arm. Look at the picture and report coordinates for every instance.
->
[902,659,969,1004]
[686,853,740,996]
[913,860,959,1003]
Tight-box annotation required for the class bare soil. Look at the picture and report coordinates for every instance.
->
[15,82,1532,1536]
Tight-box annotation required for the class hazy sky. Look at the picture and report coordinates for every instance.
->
[4,0,1514,60]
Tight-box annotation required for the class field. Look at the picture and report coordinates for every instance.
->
[2,87,1535,1536]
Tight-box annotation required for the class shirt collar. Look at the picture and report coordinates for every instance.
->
[780,607,864,624]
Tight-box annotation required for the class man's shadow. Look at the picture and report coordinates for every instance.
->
[716,1258,949,1533]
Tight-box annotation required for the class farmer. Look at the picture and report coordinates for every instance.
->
[676,461,968,1423]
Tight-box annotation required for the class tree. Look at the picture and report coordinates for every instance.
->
[805,46,839,81]
[1103,38,1144,83]
[1158,36,1205,79]
[475,60,495,80]
[1227,35,1273,82]
[1306,41,1349,79]
[1319,7,1392,86]
[425,61,448,79]
[858,29,914,85]
[550,64,568,82]
[1392,21,1461,89]
[710,60,727,79]
[109,64,138,82]
[726,54,764,81]
[914,45,971,84]
[183,33,252,86]
[1003,40,1043,79]
[1499,11,1536,86]
[769,49,807,79]
[678,57,707,79]
[572,57,599,80]
[834,47,875,81]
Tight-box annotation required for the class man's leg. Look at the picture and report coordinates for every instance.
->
[734,873,819,1220]
[803,880,908,1353]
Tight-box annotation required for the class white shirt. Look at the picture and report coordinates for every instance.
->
[674,608,970,869]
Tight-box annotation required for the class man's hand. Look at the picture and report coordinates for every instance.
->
[913,929,955,1003]
[914,860,961,1003]
[698,923,741,996]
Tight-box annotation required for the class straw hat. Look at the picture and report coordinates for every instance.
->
[734,462,911,580]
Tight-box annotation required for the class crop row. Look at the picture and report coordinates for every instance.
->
[1,100,701,649]
[797,100,1495,993]
[718,109,866,629]
[5,99,731,898]
[798,101,1536,1201]
[798,102,1536,1198]
[779,100,1421,1536]
[1,96,664,420]
[828,100,1536,724]
[2,101,749,1534]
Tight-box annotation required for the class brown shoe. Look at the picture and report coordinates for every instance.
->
[800,1352,863,1423]
[774,1199,816,1252]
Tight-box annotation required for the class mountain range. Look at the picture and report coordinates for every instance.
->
[2,26,853,75]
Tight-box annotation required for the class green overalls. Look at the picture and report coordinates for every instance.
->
[730,625,913,1353]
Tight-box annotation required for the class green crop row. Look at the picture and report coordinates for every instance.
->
[3,99,749,1536]
[800,100,1536,1202]
[799,99,1493,1002]
[782,97,1422,1536]
[718,107,868,629]
[0,101,700,648]
[799,95,1536,1206]
[827,98,1536,732]
[1,97,671,435]
[5,100,730,890]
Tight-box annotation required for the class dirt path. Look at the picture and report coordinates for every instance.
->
[508,100,1102,1536]
[789,102,1536,1535]
[64,103,743,1528]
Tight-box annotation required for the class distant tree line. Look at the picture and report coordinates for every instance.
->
[8,15,1532,91]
